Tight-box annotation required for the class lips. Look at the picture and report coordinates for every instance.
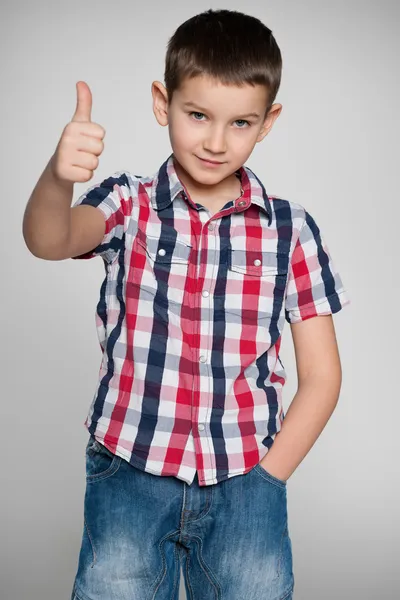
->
[198,157,224,165]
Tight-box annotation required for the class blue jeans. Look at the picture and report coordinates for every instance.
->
[70,435,294,600]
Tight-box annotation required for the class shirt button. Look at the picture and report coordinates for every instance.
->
[199,355,207,363]
[158,248,166,256]
[253,259,261,266]
[202,290,210,297]
[208,222,214,231]
[198,423,205,431]
[237,200,247,207]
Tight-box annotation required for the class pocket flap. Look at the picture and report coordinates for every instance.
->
[229,248,288,276]
[137,234,192,265]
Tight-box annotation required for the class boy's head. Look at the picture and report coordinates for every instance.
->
[152,9,283,195]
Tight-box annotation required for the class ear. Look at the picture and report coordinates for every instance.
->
[152,81,169,126]
[256,103,283,143]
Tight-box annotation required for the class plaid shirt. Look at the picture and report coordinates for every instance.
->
[72,153,350,486]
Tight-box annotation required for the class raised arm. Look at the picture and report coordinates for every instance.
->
[22,81,107,261]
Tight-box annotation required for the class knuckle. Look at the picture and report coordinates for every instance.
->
[62,129,76,148]
[65,121,77,135]
[93,122,106,137]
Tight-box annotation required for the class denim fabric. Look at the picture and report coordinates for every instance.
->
[70,435,294,600]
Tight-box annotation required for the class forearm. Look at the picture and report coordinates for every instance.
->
[260,375,342,481]
[22,156,74,259]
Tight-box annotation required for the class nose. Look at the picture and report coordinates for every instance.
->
[203,126,227,154]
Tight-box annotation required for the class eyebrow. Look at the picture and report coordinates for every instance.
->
[182,101,261,119]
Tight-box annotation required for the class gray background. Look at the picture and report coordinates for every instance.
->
[1,0,399,598]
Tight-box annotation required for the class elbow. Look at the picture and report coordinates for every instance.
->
[22,233,68,261]
[298,363,343,401]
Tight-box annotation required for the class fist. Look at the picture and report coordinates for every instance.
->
[50,81,106,184]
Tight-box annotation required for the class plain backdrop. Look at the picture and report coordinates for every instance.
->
[1,0,399,598]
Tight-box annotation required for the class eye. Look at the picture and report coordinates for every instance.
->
[234,120,250,128]
[189,112,206,121]
[189,112,251,128]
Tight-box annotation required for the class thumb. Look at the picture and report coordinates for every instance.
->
[71,81,92,123]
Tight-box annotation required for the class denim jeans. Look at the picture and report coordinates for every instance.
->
[70,435,294,600]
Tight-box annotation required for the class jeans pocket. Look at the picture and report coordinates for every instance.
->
[252,462,287,489]
[85,436,122,483]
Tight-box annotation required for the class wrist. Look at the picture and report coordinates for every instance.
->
[259,455,289,482]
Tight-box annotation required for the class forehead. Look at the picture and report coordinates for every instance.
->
[175,75,268,111]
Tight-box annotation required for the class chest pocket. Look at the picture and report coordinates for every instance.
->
[132,231,192,308]
[224,246,288,323]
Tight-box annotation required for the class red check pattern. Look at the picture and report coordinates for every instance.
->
[71,153,350,486]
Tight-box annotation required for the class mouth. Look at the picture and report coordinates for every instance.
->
[197,156,225,166]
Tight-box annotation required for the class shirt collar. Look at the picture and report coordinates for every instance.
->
[150,153,272,225]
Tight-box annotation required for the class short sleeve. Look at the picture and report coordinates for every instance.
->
[71,171,129,263]
[284,210,350,324]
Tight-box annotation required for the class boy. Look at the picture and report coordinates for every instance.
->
[23,9,350,600]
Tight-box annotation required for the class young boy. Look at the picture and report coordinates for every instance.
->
[23,9,350,600]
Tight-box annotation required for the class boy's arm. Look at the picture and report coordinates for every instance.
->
[259,208,350,481]
[23,80,110,261]
[67,205,107,260]
[22,158,106,261]
[259,314,342,482]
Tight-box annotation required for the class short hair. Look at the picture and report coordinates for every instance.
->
[164,9,282,118]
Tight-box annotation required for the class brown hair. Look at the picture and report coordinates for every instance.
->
[164,9,282,118]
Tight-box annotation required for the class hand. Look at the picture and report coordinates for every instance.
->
[50,81,106,185]
[259,456,287,483]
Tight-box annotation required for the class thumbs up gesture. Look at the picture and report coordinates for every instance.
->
[50,81,106,184]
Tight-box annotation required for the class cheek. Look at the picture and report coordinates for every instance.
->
[238,129,260,149]
[170,120,197,149]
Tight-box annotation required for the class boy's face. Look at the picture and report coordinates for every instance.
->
[152,74,282,197]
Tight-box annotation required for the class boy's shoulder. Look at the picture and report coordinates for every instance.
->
[123,166,309,217]
[90,164,310,237]
[268,194,307,218]
[240,164,310,231]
